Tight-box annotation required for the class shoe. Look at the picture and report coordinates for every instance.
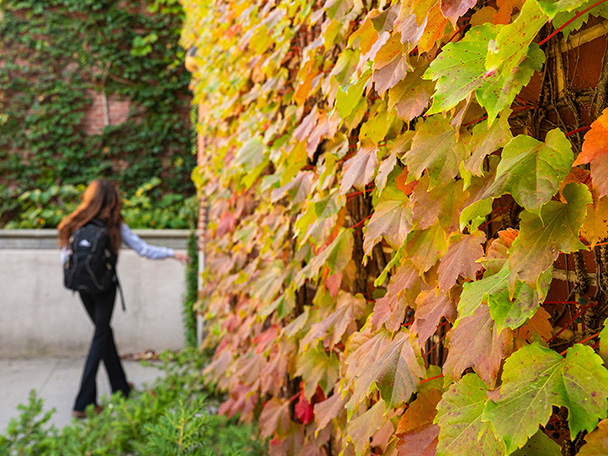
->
[72,405,103,419]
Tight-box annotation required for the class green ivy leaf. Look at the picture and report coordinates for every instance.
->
[484,343,608,453]
[509,182,591,289]
[295,344,340,399]
[435,373,506,456]
[424,23,498,114]
[477,44,545,125]
[536,0,589,18]
[485,0,547,78]
[511,431,562,456]
[487,129,573,214]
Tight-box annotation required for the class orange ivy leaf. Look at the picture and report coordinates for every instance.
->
[574,108,608,197]
[582,197,608,247]
[301,291,366,350]
[314,390,349,432]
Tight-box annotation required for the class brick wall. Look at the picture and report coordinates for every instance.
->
[80,89,132,135]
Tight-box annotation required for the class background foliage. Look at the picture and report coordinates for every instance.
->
[0,0,195,228]
[183,0,608,455]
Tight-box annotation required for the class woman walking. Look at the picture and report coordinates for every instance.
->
[58,179,187,418]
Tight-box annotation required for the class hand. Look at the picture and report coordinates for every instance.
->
[173,252,191,264]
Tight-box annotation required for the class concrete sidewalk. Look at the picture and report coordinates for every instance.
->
[0,358,164,433]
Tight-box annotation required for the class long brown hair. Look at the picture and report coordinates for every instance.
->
[58,179,123,253]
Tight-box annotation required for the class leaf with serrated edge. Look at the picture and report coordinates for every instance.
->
[484,343,608,453]
[363,179,412,255]
[489,266,551,333]
[536,0,589,18]
[485,0,547,78]
[437,231,486,291]
[477,44,545,125]
[425,24,498,114]
[347,400,387,456]
[340,141,379,194]
[295,345,340,399]
[314,390,349,433]
[463,114,512,176]
[347,330,425,412]
[487,129,573,214]
[443,303,512,386]
[412,288,456,345]
[372,261,422,331]
[406,222,448,274]
[509,182,591,289]
[301,291,366,352]
[435,373,505,456]
[405,115,467,189]
[388,62,434,122]
[440,0,477,24]
[259,398,292,438]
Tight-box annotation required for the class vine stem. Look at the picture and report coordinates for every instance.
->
[420,374,443,384]
[547,301,599,343]
[559,331,602,355]
[538,0,608,46]
[352,213,373,230]
[566,125,591,136]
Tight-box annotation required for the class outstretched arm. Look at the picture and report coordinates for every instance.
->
[121,223,187,262]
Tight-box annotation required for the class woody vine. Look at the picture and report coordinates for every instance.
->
[183,0,608,455]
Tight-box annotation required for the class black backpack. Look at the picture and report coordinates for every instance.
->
[64,219,125,310]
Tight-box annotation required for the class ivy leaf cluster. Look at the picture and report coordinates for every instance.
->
[182,0,608,455]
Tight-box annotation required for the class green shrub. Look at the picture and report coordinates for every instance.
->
[0,349,267,456]
[2,179,198,229]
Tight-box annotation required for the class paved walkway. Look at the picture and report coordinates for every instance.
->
[0,358,164,433]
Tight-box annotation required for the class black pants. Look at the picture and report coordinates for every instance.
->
[73,285,130,412]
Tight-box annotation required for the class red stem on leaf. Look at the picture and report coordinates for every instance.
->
[352,213,373,230]
[420,374,444,384]
[547,301,599,343]
[566,126,591,137]
[559,331,602,356]
[538,0,608,46]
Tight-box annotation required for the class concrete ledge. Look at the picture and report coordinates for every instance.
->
[0,230,191,357]
[0,229,191,249]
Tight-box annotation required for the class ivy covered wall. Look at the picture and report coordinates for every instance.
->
[0,0,195,228]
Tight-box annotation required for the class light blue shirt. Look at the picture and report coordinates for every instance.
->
[61,222,175,263]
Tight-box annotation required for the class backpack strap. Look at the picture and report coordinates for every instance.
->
[116,274,126,312]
